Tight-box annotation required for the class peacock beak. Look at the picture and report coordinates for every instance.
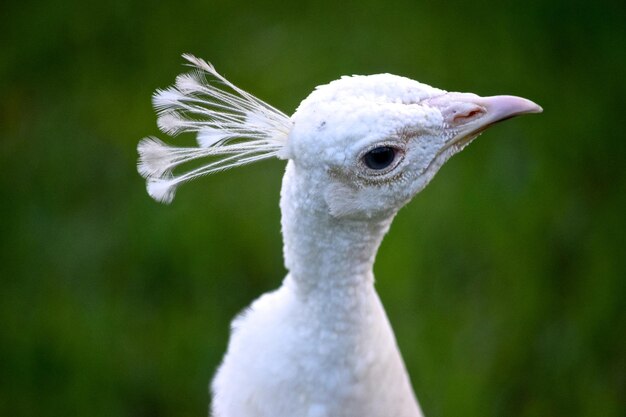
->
[427,92,542,147]
[470,94,543,127]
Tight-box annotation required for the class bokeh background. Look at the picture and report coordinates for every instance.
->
[1,0,624,416]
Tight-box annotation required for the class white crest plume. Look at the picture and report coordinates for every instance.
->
[137,54,292,203]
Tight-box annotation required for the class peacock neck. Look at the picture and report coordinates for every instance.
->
[279,161,393,298]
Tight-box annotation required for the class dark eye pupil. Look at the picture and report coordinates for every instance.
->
[363,146,396,170]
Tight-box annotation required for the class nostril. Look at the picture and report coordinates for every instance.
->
[452,108,485,125]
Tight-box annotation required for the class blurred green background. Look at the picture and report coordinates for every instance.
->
[1,0,624,416]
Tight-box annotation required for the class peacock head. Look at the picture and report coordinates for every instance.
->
[286,74,542,219]
[138,55,541,220]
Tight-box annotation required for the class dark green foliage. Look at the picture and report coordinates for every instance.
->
[1,0,624,416]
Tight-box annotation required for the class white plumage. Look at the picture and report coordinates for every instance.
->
[138,55,541,417]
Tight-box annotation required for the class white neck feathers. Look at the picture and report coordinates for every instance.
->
[280,161,393,297]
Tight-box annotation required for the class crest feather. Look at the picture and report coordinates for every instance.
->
[138,54,292,203]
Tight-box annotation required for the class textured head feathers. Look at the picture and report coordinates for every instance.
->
[138,54,292,203]
[139,56,541,207]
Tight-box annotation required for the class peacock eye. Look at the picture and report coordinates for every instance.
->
[363,146,397,170]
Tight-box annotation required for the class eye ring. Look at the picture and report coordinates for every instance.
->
[359,143,405,175]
